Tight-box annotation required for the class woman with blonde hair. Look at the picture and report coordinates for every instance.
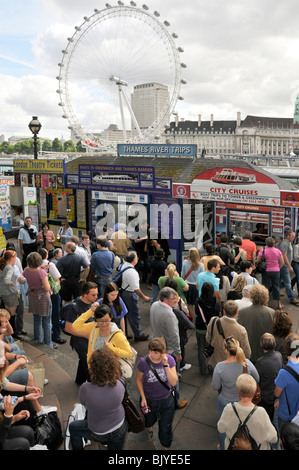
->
[227,275,247,301]
[212,336,259,450]
[181,247,204,321]
[158,263,189,303]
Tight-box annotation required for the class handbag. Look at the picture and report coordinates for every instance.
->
[119,377,145,433]
[118,347,137,379]
[203,315,225,358]
[25,361,45,397]
[64,403,90,450]
[108,331,137,379]
[255,248,267,274]
[34,411,63,450]
[48,272,61,294]
[202,315,217,358]
[243,364,261,405]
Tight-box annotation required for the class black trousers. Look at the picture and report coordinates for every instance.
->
[22,243,38,269]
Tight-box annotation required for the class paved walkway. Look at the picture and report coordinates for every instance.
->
[20,283,299,451]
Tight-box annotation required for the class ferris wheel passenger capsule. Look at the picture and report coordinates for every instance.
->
[142,5,149,10]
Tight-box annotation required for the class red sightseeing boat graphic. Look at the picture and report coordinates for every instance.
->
[211,168,257,185]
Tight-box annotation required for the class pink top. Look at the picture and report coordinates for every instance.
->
[24,267,48,289]
[263,246,282,272]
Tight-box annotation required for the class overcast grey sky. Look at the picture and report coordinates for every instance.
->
[1,0,299,140]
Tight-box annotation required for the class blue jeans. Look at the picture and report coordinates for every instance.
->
[33,313,53,347]
[280,264,295,302]
[95,278,111,298]
[146,394,175,448]
[150,284,160,304]
[69,419,128,450]
[217,395,234,450]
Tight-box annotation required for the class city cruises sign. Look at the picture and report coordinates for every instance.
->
[174,167,281,206]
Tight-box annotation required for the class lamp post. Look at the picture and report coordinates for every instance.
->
[28,116,42,159]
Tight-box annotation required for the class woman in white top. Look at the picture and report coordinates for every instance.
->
[218,373,277,450]
[57,220,73,253]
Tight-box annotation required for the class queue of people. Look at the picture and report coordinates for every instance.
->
[0,225,299,451]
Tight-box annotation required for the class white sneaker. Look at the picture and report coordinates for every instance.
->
[37,405,57,417]
[180,363,192,371]
[44,378,49,385]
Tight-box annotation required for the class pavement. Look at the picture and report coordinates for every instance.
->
[18,282,299,452]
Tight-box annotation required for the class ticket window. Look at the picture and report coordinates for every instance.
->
[228,210,269,243]
[55,194,72,218]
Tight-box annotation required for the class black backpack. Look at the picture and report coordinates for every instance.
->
[227,403,260,450]
[112,265,134,292]
[59,298,81,335]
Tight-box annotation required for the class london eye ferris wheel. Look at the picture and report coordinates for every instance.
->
[57,2,186,148]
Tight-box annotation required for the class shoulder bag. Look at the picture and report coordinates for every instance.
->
[144,356,175,399]
[119,377,145,433]
[243,363,261,405]
[203,315,223,358]
[183,266,193,281]
[108,330,137,379]
[255,247,267,274]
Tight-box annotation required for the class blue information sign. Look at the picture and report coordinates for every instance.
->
[118,143,197,157]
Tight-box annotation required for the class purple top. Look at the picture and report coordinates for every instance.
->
[137,354,176,400]
[79,380,125,434]
[23,267,47,289]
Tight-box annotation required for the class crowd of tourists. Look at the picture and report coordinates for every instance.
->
[0,219,298,451]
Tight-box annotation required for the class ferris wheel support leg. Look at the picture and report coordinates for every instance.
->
[121,86,143,141]
[118,85,127,142]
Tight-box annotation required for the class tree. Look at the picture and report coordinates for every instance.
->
[42,139,52,152]
[63,140,76,152]
[52,138,63,152]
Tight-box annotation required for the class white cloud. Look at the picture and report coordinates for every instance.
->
[2,0,299,140]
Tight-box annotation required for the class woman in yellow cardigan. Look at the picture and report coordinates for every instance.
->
[72,304,132,363]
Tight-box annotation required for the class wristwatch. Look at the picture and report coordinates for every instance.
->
[163,364,169,368]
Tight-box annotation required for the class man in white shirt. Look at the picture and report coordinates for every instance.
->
[71,236,90,267]
[231,260,259,287]
[234,285,253,312]
[120,251,150,341]
[18,216,38,268]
